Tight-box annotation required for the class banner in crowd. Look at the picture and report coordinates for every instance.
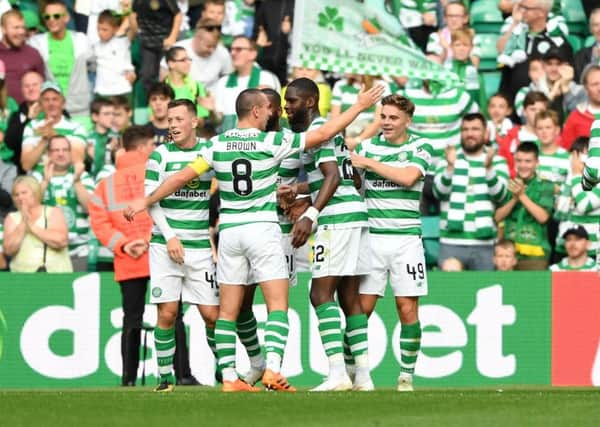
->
[0,271,573,388]
[291,0,458,83]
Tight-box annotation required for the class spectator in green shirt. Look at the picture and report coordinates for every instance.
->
[495,141,556,270]
[164,46,214,126]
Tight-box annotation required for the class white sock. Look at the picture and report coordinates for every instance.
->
[329,353,346,378]
[266,352,282,373]
[249,354,265,369]
[222,367,238,382]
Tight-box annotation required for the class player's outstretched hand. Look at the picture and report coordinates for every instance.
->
[123,198,147,221]
[291,217,312,248]
[357,84,385,111]
[167,237,185,265]
[286,197,311,222]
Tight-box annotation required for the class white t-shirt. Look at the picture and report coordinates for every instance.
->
[160,37,233,93]
[92,36,134,96]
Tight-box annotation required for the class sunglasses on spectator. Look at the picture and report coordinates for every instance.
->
[200,25,221,32]
[43,13,66,21]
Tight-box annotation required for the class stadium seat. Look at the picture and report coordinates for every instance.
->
[567,34,583,52]
[477,33,499,71]
[562,0,588,35]
[422,216,440,268]
[481,71,502,99]
[470,0,503,34]
[584,35,596,48]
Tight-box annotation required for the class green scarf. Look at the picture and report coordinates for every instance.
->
[226,64,262,88]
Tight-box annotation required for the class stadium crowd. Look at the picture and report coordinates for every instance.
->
[0,0,599,391]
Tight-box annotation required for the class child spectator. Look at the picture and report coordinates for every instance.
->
[498,91,549,177]
[441,257,463,272]
[514,58,545,120]
[495,142,555,270]
[92,10,136,98]
[146,82,174,147]
[444,28,485,108]
[111,95,132,135]
[494,239,518,271]
[87,98,119,178]
[535,110,569,189]
[550,226,597,271]
[164,46,213,124]
[487,93,514,144]
[130,0,182,94]
[427,1,480,67]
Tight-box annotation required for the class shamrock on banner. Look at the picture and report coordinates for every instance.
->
[291,0,459,84]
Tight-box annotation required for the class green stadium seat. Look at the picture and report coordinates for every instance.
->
[422,216,440,268]
[562,0,588,35]
[567,34,583,52]
[470,0,503,34]
[477,33,499,71]
[584,36,596,48]
[482,71,501,99]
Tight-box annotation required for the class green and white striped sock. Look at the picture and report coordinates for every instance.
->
[316,302,344,375]
[264,310,289,373]
[215,319,238,382]
[399,321,421,375]
[346,314,369,363]
[343,332,355,367]
[206,327,217,357]
[237,310,264,368]
[154,326,175,384]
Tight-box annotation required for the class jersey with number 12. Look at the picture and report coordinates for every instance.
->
[201,128,306,230]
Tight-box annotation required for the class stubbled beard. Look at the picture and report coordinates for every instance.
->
[462,140,484,154]
[288,108,309,133]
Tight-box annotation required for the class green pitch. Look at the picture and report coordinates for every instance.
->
[1,388,599,427]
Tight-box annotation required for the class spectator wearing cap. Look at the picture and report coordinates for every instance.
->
[20,81,87,173]
[28,1,91,117]
[561,65,600,150]
[159,17,232,93]
[497,0,573,103]
[550,226,597,271]
[0,9,45,104]
[514,48,586,125]
[573,8,600,83]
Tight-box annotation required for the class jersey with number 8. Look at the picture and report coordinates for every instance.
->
[200,128,306,230]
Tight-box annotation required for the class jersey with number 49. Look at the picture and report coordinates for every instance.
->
[201,128,306,230]
[354,134,432,235]
[303,117,368,230]
[145,140,214,250]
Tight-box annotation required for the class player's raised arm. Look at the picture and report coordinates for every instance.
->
[304,84,385,149]
[123,157,210,221]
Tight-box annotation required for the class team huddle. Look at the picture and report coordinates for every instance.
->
[125,78,431,393]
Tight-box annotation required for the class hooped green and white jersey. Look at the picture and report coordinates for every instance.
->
[398,0,437,28]
[355,133,431,235]
[145,140,214,250]
[22,116,88,170]
[202,128,305,230]
[401,86,478,172]
[276,135,302,235]
[550,257,597,272]
[303,117,368,230]
[537,146,570,187]
[31,167,95,255]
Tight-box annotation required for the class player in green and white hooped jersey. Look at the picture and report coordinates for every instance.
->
[283,78,373,392]
[32,135,94,271]
[144,100,220,393]
[350,95,432,392]
[124,84,385,392]
[550,226,597,271]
